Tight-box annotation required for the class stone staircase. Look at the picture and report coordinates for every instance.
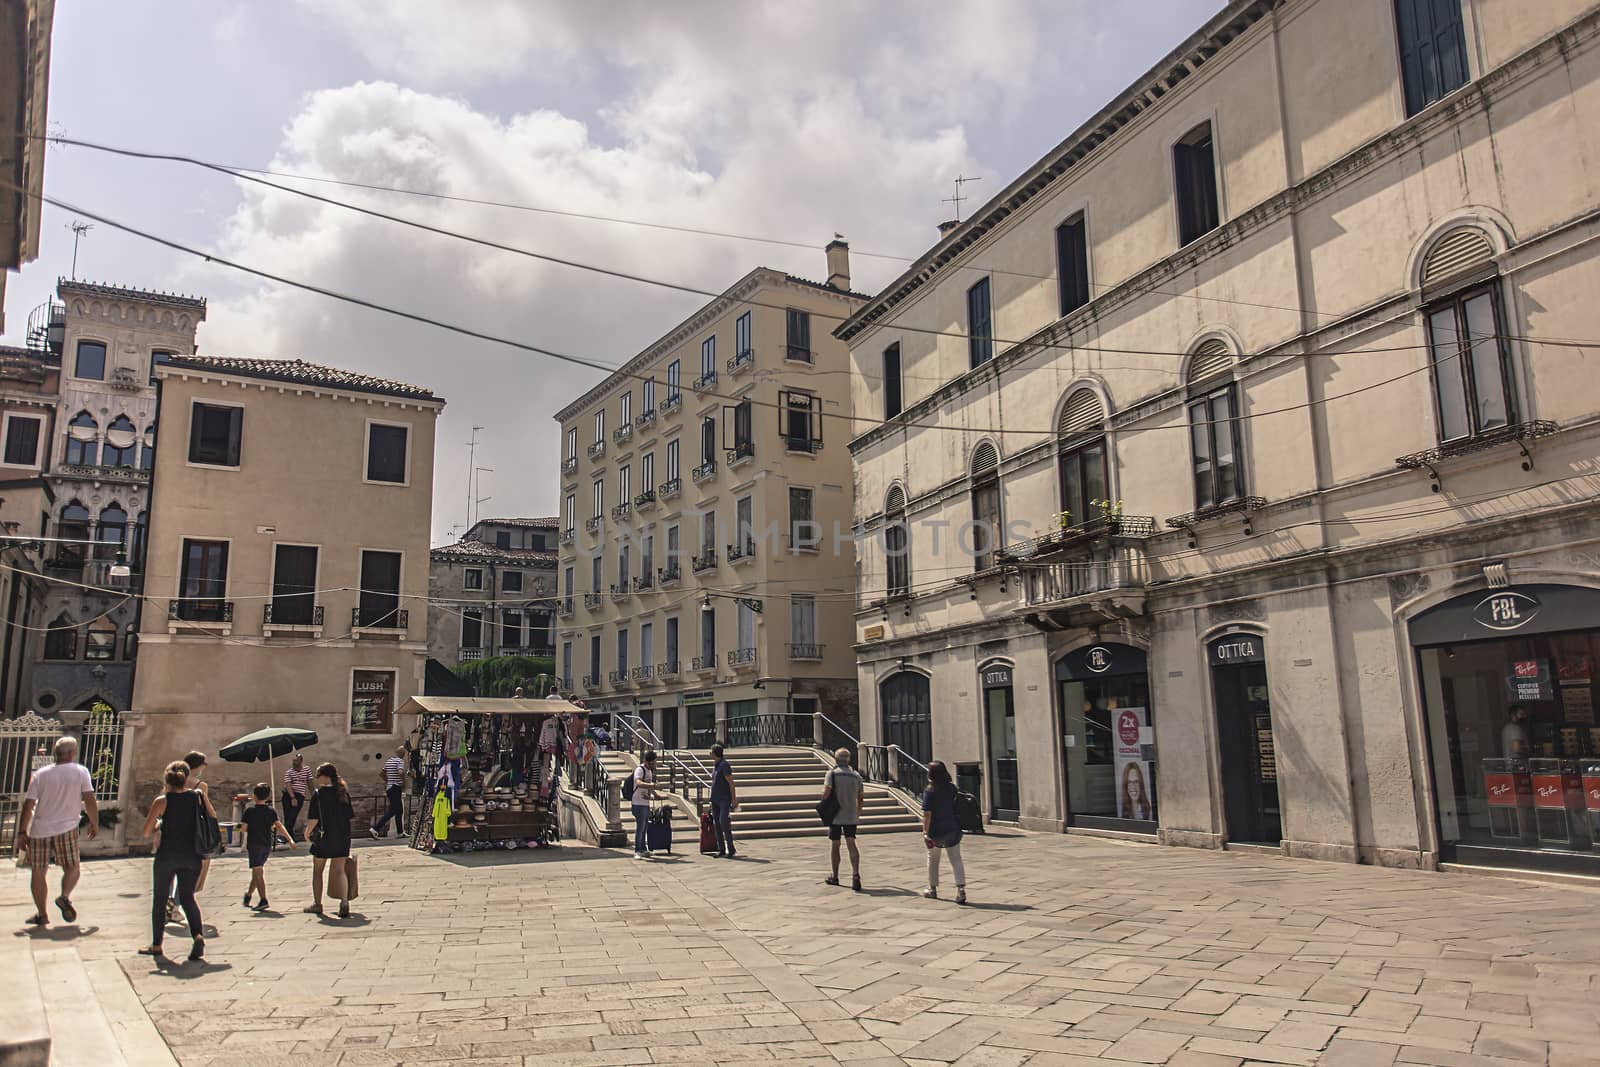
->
[1,939,177,1067]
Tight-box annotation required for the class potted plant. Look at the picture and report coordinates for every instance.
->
[1090,498,1125,533]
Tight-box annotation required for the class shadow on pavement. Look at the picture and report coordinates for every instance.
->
[145,957,235,980]
[15,923,101,941]
[433,846,621,868]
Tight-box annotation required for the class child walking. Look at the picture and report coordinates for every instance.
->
[242,783,294,910]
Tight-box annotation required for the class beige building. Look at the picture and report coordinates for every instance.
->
[131,356,441,805]
[0,343,57,714]
[427,517,559,669]
[844,0,1600,877]
[0,0,53,334]
[555,247,866,744]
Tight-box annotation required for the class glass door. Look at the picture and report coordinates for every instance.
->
[985,684,1019,820]
[1213,662,1281,844]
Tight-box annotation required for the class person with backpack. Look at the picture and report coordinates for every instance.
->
[627,750,657,859]
[139,760,216,961]
[921,760,967,905]
[820,747,864,890]
[303,763,355,918]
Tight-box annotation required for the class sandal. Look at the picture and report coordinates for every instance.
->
[824,876,840,886]
[187,937,205,962]
[56,896,77,923]
[138,946,164,957]
[338,901,350,919]
[303,904,323,915]
[25,913,47,927]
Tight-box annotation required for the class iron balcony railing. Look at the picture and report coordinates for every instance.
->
[352,607,409,630]
[633,573,654,592]
[169,599,233,623]
[587,439,606,459]
[613,423,632,444]
[559,528,576,545]
[785,434,818,454]
[634,489,656,509]
[788,642,824,661]
[585,515,603,533]
[610,583,632,601]
[658,477,681,500]
[692,370,717,392]
[691,653,718,672]
[583,592,604,610]
[581,673,599,689]
[727,440,754,467]
[727,538,755,563]
[609,669,631,686]
[785,345,813,363]
[557,676,573,691]
[630,665,652,682]
[657,660,679,678]
[659,393,682,415]
[658,564,681,586]
[727,647,757,668]
[727,349,754,374]
[557,597,575,617]
[691,550,717,573]
[262,603,324,627]
[560,455,578,475]
[634,409,656,430]
[691,460,717,483]
[611,502,632,521]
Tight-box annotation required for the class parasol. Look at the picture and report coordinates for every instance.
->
[220,726,319,802]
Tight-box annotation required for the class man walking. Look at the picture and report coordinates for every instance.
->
[281,752,312,839]
[821,747,864,891]
[17,737,97,927]
[709,743,737,858]
[371,746,408,838]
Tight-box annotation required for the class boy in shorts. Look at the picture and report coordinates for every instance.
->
[242,783,294,910]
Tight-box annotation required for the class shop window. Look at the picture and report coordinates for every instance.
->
[64,411,98,467]
[1425,283,1515,443]
[349,669,396,733]
[1056,644,1157,829]
[188,402,242,467]
[1395,0,1468,116]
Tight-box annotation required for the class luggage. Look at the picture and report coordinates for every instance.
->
[699,811,716,854]
[647,806,673,853]
[954,791,984,834]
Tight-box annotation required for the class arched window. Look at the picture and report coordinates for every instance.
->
[97,503,127,561]
[1185,340,1244,510]
[64,411,98,467]
[884,485,910,598]
[58,501,91,563]
[1419,226,1515,443]
[43,613,76,660]
[1056,388,1108,529]
[970,441,1001,572]
[85,620,117,660]
[139,422,156,471]
[103,415,138,468]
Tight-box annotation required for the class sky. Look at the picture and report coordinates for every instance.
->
[2,0,1223,544]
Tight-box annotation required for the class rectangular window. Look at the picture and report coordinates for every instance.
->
[667,525,680,569]
[784,391,818,452]
[149,349,173,386]
[564,493,575,532]
[357,549,402,627]
[502,570,523,593]
[495,530,511,549]
[188,403,243,467]
[365,422,409,483]
[593,479,604,518]
[971,479,1001,571]
[700,510,716,555]
[701,604,716,663]
[1396,0,1469,116]
[1056,214,1090,315]
[640,622,653,668]
[667,359,681,398]
[736,495,753,553]
[75,340,106,380]
[270,544,318,625]
[790,594,817,646]
[178,538,229,621]
[786,308,812,362]
[594,409,605,442]
[1174,124,1220,246]
[620,391,632,426]
[1426,284,1513,442]
[349,669,396,734]
[701,416,716,465]
[591,555,602,591]
[619,464,631,503]
[2,414,43,467]
[566,427,577,458]
[883,343,902,419]
[590,635,601,682]
[502,610,522,649]
[733,399,753,451]
[1057,439,1108,528]
[789,487,816,550]
[1188,383,1243,510]
[642,378,655,410]
[462,610,482,649]
[563,565,574,596]
[665,616,679,667]
[617,628,629,674]
[562,641,573,685]
[885,519,910,598]
[619,544,630,587]
[737,600,755,650]
[641,452,654,491]
[642,533,654,575]
[464,568,483,591]
[735,311,752,358]
[666,439,680,480]
[701,336,716,377]
[967,278,993,367]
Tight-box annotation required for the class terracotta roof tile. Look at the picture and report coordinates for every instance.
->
[163,356,438,402]
[431,539,558,566]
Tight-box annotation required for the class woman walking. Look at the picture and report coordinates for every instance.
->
[303,763,355,918]
[921,761,967,905]
[139,760,215,961]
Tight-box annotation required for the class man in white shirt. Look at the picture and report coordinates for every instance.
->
[18,737,98,927]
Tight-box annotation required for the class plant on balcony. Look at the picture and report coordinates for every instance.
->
[1091,498,1124,523]
[1055,510,1072,530]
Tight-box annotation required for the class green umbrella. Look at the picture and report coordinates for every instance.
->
[220,727,318,802]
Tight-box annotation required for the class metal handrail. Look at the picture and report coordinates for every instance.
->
[615,714,712,791]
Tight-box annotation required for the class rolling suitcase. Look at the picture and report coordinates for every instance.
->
[699,810,717,854]
[647,806,673,853]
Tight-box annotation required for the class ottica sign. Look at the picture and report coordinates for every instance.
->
[1208,633,1265,666]
[1472,591,1542,632]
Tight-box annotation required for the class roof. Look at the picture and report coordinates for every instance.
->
[162,355,439,403]
[431,539,558,566]
[398,695,588,717]
[58,279,208,314]
[835,0,1278,342]
[783,273,875,301]
[473,517,560,529]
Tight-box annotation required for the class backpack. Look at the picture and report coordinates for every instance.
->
[622,770,637,801]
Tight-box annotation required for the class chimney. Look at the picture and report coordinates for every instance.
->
[937,219,961,238]
[825,237,851,291]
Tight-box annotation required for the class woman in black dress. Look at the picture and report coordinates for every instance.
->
[139,760,216,960]
[302,762,354,918]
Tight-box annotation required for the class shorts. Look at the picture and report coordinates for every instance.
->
[828,824,858,841]
[247,845,271,868]
[19,829,80,870]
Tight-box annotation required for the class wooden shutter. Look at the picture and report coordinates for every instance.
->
[885,485,906,513]
[1421,227,1495,290]
[1057,388,1105,439]
[1187,339,1233,385]
[970,440,999,478]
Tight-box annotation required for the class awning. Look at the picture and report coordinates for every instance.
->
[397,694,590,718]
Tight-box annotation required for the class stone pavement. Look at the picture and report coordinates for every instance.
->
[7,828,1600,1066]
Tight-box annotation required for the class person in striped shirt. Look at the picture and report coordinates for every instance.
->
[370,747,408,839]
[281,753,313,839]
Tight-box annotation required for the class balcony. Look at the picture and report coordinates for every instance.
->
[633,573,654,593]
[501,646,555,659]
[557,676,573,691]
[630,665,653,684]
[727,440,754,469]
[168,599,233,635]
[610,583,632,603]
[634,489,657,512]
[634,409,656,431]
[658,477,681,501]
[727,348,754,375]
[657,660,680,679]
[83,559,138,591]
[659,392,682,415]
[559,528,576,545]
[692,370,717,393]
[609,668,633,688]
[584,515,603,534]
[557,597,575,619]
[352,607,409,637]
[692,460,717,484]
[728,647,757,669]
[788,642,825,661]
[691,653,718,673]
[587,439,606,460]
[1017,540,1150,629]
[785,345,813,363]
[55,463,151,485]
[583,592,604,610]
[262,602,324,637]
[561,455,578,475]
[581,673,599,689]
[460,647,484,661]
[727,538,755,566]
[691,550,717,574]
[611,502,632,522]
[784,434,818,455]
[613,423,633,446]
[658,564,681,588]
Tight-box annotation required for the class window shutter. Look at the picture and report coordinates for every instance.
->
[885,485,906,513]
[970,441,999,478]
[1057,388,1105,439]
[1187,339,1233,384]
[1421,227,1495,290]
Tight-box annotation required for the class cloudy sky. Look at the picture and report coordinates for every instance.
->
[3,0,1221,543]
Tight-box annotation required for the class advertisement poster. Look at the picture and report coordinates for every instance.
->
[1509,660,1554,702]
[1114,707,1153,821]
[349,670,395,733]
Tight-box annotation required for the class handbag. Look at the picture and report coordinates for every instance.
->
[345,854,360,900]
[815,770,841,826]
[193,795,221,856]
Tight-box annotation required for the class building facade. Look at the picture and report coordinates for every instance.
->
[0,0,53,333]
[0,343,57,714]
[30,280,204,715]
[844,0,1600,876]
[130,356,441,804]
[428,517,559,669]
[556,247,866,744]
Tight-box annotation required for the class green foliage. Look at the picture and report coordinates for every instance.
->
[451,655,557,697]
[86,700,120,797]
[98,806,120,829]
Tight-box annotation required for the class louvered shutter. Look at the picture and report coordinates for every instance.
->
[1057,389,1104,439]
[1421,227,1495,290]
[885,485,906,513]
[970,441,999,478]
[1187,339,1233,384]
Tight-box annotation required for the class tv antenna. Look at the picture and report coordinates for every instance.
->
[67,220,92,279]
[942,174,982,222]
[473,468,494,526]
[464,426,484,533]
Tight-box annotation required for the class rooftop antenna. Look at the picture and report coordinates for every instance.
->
[67,220,92,279]
[464,426,484,533]
[942,174,982,223]
[473,468,494,526]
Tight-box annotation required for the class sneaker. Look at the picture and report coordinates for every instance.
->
[922,887,938,899]
[253,899,269,912]
[368,827,379,840]
[243,892,252,907]
[632,852,645,861]
[165,900,179,924]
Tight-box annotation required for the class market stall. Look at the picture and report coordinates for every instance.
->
[398,695,599,855]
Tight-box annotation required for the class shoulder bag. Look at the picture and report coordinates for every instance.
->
[815,769,841,826]
[192,794,222,856]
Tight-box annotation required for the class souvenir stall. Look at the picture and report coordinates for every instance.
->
[397,695,599,855]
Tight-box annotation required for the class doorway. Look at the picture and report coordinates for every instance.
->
[880,671,932,792]
[981,662,1018,820]
[1209,633,1280,845]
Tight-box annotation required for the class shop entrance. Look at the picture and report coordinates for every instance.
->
[1209,633,1280,846]
[880,671,932,793]
[981,662,1019,821]
[1055,643,1156,832]
[1412,584,1600,876]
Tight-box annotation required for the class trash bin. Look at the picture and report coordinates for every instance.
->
[954,762,984,834]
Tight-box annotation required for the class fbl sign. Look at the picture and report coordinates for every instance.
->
[1473,591,1542,632]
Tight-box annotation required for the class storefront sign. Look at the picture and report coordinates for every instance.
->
[350,670,396,734]
[1583,766,1600,812]
[863,624,885,640]
[682,690,716,705]
[981,663,1013,689]
[1531,769,1582,811]
[1473,591,1542,632]
[1207,633,1265,666]
[1484,770,1533,807]
[1084,647,1114,673]
[1056,642,1147,681]
[1509,660,1554,702]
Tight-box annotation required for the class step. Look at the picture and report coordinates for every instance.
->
[732,823,922,840]
[736,798,907,813]
[34,944,177,1067]
[0,938,49,1067]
